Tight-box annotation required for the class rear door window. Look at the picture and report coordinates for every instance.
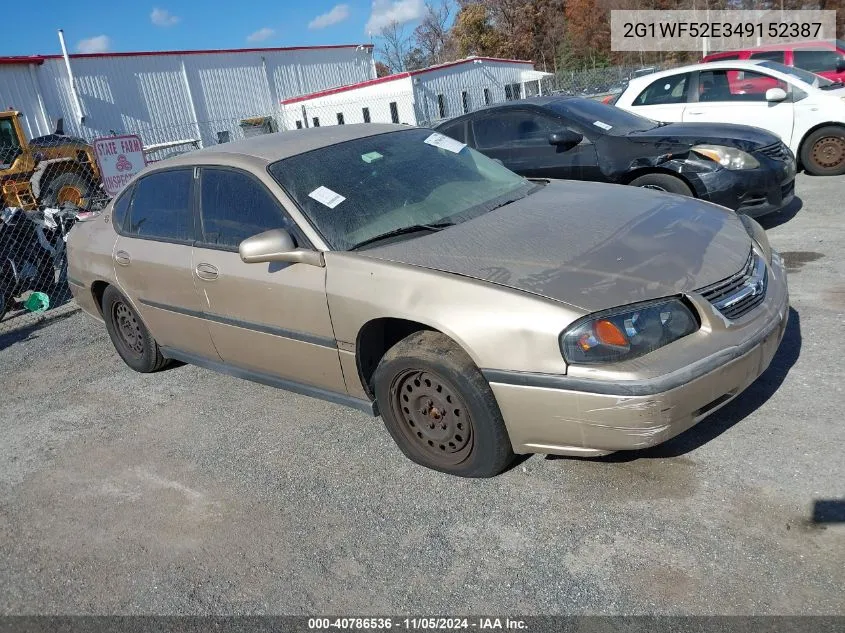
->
[633,73,690,105]
[124,169,194,242]
[793,48,844,73]
[750,50,785,63]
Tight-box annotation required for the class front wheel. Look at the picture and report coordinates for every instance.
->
[628,173,693,196]
[800,126,845,176]
[373,331,515,477]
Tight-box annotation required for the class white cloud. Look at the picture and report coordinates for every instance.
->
[151,8,180,27]
[365,0,424,34]
[246,27,276,43]
[77,35,111,54]
[309,4,351,30]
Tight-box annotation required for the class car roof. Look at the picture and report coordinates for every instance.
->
[625,59,770,89]
[436,96,580,124]
[703,39,841,55]
[149,123,411,170]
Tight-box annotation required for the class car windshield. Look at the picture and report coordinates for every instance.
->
[757,60,833,88]
[268,128,534,250]
[547,98,659,135]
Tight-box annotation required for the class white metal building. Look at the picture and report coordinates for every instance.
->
[279,57,553,129]
[0,44,375,151]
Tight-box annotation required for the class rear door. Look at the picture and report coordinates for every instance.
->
[191,166,345,392]
[469,109,602,181]
[684,68,795,144]
[113,168,218,358]
[626,71,692,122]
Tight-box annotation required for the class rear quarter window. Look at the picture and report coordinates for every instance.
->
[124,169,194,242]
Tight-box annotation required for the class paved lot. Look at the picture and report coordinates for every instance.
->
[1,173,843,615]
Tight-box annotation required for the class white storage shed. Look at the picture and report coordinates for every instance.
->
[279,57,554,129]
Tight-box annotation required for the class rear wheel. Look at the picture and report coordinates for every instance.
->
[41,171,91,208]
[373,331,515,478]
[800,126,845,176]
[629,173,693,196]
[102,285,170,373]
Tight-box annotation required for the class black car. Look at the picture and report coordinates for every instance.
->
[434,96,797,217]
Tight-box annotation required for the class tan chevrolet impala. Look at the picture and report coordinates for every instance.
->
[67,124,789,477]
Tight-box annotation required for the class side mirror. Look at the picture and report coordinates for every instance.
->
[239,228,324,267]
[765,87,788,102]
[548,130,583,149]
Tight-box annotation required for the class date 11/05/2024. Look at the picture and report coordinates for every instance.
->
[308,617,527,630]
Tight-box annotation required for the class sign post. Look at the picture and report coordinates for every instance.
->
[93,135,146,197]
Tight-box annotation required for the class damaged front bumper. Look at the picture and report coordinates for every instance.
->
[690,155,796,218]
[485,251,790,456]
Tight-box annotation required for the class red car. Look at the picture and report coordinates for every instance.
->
[702,40,845,82]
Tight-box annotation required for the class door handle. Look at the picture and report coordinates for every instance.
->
[686,110,704,115]
[114,250,130,266]
[195,263,219,281]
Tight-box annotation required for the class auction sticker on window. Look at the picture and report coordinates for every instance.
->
[593,121,613,131]
[308,185,346,209]
[93,134,146,196]
[424,132,466,153]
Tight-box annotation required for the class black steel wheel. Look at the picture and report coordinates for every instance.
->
[112,300,145,358]
[102,285,170,373]
[374,330,515,477]
[390,369,474,467]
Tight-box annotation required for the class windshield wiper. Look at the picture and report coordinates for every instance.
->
[819,80,844,90]
[349,221,454,250]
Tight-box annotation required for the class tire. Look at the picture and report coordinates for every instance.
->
[41,171,92,208]
[101,285,170,373]
[628,173,694,196]
[800,126,845,176]
[373,331,515,478]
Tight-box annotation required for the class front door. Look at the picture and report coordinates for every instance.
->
[112,168,218,358]
[470,110,602,181]
[683,68,795,145]
[191,166,345,392]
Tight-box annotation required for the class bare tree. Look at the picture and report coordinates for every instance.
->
[378,21,413,73]
[413,0,454,66]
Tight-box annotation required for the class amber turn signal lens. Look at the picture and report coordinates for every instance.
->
[594,319,628,347]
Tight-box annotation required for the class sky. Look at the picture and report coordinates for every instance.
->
[0,0,432,57]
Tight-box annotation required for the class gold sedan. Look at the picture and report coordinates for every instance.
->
[67,124,789,477]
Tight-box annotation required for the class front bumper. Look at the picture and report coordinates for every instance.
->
[486,251,790,456]
[691,154,796,218]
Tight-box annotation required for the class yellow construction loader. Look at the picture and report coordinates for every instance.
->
[0,109,101,211]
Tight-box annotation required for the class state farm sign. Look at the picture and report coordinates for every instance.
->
[93,135,146,196]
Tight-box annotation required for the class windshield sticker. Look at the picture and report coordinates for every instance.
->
[308,185,346,209]
[361,151,383,163]
[424,132,466,154]
[593,121,613,131]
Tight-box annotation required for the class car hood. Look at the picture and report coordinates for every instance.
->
[360,180,752,313]
[627,122,780,152]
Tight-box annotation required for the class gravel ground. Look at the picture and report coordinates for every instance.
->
[1,173,843,615]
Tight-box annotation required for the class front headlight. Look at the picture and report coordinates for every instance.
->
[560,298,699,365]
[692,144,760,170]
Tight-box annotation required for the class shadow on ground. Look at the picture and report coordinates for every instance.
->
[549,306,802,464]
[0,307,79,352]
[757,196,803,230]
